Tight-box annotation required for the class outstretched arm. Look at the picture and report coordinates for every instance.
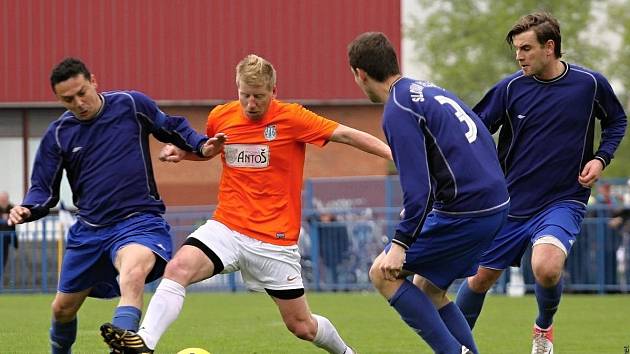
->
[329,124,392,160]
[159,133,227,163]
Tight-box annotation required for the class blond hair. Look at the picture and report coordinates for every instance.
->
[236,54,276,90]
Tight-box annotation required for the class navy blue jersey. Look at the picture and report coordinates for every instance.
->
[475,62,627,218]
[23,90,208,226]
[385,77,510,249]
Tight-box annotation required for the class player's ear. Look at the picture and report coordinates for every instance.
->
[357,68,369,82]
[90,74,98,89]
[350,67,367,82]
[544,39,555,57]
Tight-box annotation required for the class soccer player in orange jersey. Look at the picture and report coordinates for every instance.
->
[101,54,392,354]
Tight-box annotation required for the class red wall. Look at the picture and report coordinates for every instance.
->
[1,0,401,104]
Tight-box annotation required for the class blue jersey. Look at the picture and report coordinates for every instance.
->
[23,90,208,226]
[385,77,510,249]
[475,62,627,218]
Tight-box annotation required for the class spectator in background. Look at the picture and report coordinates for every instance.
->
[595,183,615,206]
[310,211,350,289]
[0,191,18,274]
[609,200,630,292]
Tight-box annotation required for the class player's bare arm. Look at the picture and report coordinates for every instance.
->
[329,124,392,160]
[7,205,31,226]
[578,158,604,188]
[159,133,227,163]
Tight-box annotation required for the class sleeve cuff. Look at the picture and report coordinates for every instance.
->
[392,231,413,250]
[594,155,608,169]
[195,138,209,158]
[23,205,50,222]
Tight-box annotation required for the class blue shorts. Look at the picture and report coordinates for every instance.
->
[385,209,508,290]
[58,213,173,298]
[479,201,586,270]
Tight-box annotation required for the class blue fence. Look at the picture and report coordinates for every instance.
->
[1,177,630,294]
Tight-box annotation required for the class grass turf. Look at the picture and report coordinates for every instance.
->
[0,292,627,353]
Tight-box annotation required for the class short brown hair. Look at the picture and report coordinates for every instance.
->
[506,11,562,58]
[348,32,400,82]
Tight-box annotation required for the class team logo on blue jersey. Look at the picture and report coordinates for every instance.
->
[264,124,277,141]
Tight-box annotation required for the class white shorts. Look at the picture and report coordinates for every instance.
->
[187,220,304,292]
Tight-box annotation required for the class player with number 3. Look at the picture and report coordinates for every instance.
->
[347,32,510,354]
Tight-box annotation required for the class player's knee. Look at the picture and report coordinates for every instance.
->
[285,318,317,341]
[163,256,196,285]
[468,271,499,293]
[533,265,562,287]
[51,300,79,322]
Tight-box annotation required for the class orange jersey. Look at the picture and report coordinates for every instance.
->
[207,99,339,246]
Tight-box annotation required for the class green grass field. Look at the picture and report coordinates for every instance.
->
[0,292,628,353]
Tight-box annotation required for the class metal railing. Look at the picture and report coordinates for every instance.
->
[1,206,628,294]
[1,176,629,294]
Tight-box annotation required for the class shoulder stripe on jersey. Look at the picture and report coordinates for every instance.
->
[569,67,598,178]
[391,84,460,202]
[36,126,64,210]
[422,124,459,201]
[54,115,72,149]
[501,75,526,172]
[391,86,435,239]
[117,92,157,200]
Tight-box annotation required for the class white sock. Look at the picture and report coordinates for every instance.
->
[312,314,353,354]
[137,278,186,350]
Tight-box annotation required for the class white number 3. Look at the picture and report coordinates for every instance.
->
[434,95,477,143]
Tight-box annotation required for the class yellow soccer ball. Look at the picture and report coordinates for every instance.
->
[176,348,210,354]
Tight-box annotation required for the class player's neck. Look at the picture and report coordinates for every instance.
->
[537,60,565,81]
[382,74,402,101]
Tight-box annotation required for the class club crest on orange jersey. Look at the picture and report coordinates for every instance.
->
[264,124,277,141]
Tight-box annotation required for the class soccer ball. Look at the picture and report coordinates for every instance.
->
[176,348,210,354]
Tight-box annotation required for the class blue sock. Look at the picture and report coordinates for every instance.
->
[50,318,77,354]
[535,280,563,329]
[455,280,487,329]
[112,306,142,332]
[439,302,479,354]
[389,280,461,353]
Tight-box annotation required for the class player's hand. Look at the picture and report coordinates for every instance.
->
[380,243,406,281]
[8,206,31,226]
[200,133,227,158]
[159,144,187,163]
[578,159,604,188]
